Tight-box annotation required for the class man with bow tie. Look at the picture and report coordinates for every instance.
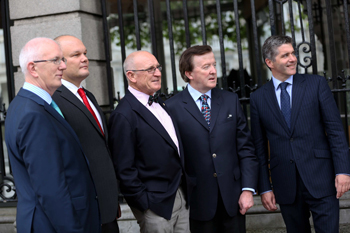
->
[108,50,194,233]
[166,45,258,233]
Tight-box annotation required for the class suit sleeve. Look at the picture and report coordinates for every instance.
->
[250,94,272,193]
[17,111,85,232]
[108,111,149,211]
[318,77,350,174]
[234,95,259,190]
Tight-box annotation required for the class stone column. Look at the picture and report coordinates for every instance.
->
[9,0,111,105]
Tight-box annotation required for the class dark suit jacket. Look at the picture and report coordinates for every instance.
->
[250,74,350,204]
[108,90,193,220]
[5,88,100,233]
[52,85,119,224]
[166,87,258,221]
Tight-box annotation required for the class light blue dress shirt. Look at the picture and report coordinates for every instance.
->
[187,84,255,194]
[23,82,53,104]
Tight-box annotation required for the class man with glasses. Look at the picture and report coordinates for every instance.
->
[5,37,100,232]
[108,50,193,233]
[52,35,120,233]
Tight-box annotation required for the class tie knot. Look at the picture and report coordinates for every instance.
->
[77,88,86,97]
[148,94,159,106]
[200,94,209,102]
[280,82,289,90]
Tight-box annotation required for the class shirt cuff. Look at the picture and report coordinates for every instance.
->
[260,190,272,195]
[242,188,256,195]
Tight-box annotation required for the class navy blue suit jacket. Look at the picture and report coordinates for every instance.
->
[5,88,100,233]
[108,90,193,220]
[166,87,258,221]
[250,74,350,204]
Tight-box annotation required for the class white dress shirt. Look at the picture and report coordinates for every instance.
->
[61,79,104,133]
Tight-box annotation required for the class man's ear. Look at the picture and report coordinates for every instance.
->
[185,71,193,81]
[265,58,273,70]
[27,62,39,78]
[126,71,136,84]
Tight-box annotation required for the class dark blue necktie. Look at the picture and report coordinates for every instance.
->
[200,94,211,127]
[280,82,291,128]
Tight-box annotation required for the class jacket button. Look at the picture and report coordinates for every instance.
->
[290,160,294,164]
[213,153,217,158]
[95,196,98,199]
[290,138,293,142]
[213,173,217,177]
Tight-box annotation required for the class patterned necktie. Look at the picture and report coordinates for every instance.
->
[200,94,211,127]
[77,88,104,136]
[280,82,291,128]
[50,100,64,118]
[148,94,159,106]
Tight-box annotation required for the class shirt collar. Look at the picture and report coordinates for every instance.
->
[128,86,153,106]
[187,83,212,101]
[272,75,294,91]
[23,82,52,105]
[61,79,83,95]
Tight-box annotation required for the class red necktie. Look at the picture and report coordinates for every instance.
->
[77,88,104,136]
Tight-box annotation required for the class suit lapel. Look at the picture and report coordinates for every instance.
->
[18,89,82,147]
[182,87,210,131]
[85,89,108,139]
[58,86,104,137]
[264,81,291,134]
[209,88,221,132]
[125,91,179,153]
[290,74,306,134]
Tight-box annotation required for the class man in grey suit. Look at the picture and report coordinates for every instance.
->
[250,35,350,232]
[52,35,120,232]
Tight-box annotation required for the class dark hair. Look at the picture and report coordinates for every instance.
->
[262,35,293,62]
[179,45,213,82]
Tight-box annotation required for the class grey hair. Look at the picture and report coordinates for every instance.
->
[19,37,58,74]
[262,35,293,62]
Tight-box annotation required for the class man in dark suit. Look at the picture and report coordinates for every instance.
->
[5,37,100,232]
[108,50,193,233]
[52,35,119,232]
[250,35,350,232]
[166,45,258,233]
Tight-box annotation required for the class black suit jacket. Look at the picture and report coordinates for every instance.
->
[53,85,119,224]
[250,74,350,204]
[166,87,258,221]
[108,90,193,220]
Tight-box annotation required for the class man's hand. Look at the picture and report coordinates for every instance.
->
[238,190,254,215]
[117,204,122,219]
[261,191,278,211]
[335,174,350,199]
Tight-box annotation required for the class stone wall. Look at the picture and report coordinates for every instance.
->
[9,0,110,106]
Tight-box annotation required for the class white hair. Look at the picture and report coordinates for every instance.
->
[19,37,58,74]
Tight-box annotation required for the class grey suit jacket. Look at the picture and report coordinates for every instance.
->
[53,84,119,224]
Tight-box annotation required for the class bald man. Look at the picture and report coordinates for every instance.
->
[5,37,100,232]
[52,35,120,233]
[108,51,194,233]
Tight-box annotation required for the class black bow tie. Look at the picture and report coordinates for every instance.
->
[148,94,159,106]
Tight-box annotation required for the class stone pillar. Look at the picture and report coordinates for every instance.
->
[9,0,110,105]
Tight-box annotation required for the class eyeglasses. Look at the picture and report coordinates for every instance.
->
[33,57,67,65]
[127,65,162,74]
